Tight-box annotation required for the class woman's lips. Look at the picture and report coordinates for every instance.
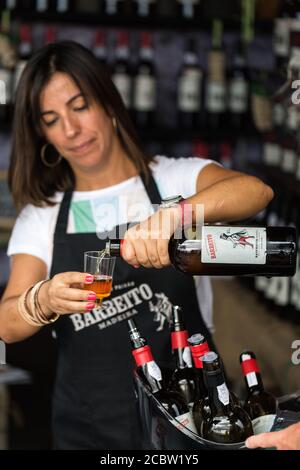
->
[71,138,96,153]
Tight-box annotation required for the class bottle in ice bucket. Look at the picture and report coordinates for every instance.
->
[201,351,253,444]
[188,333,211,433]
[167,306,196,408]
[107,225,297,276]
[127,318,197,433]
[240,350,277,435]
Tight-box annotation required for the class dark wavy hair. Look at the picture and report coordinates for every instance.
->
[8,40,152,210]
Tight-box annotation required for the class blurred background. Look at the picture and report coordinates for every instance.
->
[0,0,300,449]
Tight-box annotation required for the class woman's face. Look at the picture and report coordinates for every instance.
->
[39,72,117,172]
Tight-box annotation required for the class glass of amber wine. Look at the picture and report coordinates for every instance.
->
[84,251,116,308]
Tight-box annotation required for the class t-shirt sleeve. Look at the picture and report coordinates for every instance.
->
[7,204,51,269]
[151,155,220,199]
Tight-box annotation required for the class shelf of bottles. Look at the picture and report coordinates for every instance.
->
[0,0,276,31]
[0,1,280,143]
[1,0,300,320]
[243,0,300,326]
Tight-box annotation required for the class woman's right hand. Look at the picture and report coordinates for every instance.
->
[38,272,97,317]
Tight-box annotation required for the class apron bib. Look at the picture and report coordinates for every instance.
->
[50,172,213,449]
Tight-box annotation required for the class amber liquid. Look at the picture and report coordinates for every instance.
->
[84,275,112,305]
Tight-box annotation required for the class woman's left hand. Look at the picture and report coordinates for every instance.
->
[121,206,181,269]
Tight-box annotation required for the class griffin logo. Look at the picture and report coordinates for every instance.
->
[149,293,173,331]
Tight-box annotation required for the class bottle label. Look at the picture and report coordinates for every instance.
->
[246,372,259,388]
[134,75,156,111]
[112,73,132,108]
[182,346,193,368]
[206,82,226,112]
[274,19,290,58]
[36,0,48,11]
[255,276,268,292]
[217,383,230,405]
[57,0,68,12]
[273,102,285,127]
[178,69,202,112]
[282,149,297,173]
[263,142,281,167]
[201,226,267,264]
[252,414,276,435]
[147,360,162,382]
[172,411,198,434]
[229,77,248,113]
[265,277,280,300]
[274,277,290,307]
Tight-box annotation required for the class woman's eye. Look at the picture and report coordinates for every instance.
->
[74,104,88,111]
[44,119,57,127]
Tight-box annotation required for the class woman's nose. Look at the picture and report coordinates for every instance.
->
[63,116,80,138]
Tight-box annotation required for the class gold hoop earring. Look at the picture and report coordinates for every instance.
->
[40,144,62,168]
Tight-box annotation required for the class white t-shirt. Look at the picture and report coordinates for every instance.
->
[8,155,215,331]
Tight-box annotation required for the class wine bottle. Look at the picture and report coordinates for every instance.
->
[177,0,201,19]
[177,37,203,130]
[13,24,33,97]
[133,31,156,128]
[107,224,297,277]
[201,351,253,443]
[188,333,210,433]
[56,0,72,13]
[188,334,239,433]
[281,105,299,175]
[127,318,197,433]
[103,0,126,16]
[36,0,50,13]
[273,0,293,74]
[167,306,196,408]
[168,225,297,277]
[240,351,277,435]
[92,30,108,67]
[228,43,249,131]
[262,128,282,168]
[133,0,156,17]
[112,31,132,111]
[205,19,227,131]
[0,9,14,124]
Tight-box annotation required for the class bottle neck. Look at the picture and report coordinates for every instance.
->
[107,240,122,256]
[132,345,162,393]
[241,358,264,393]
[205,369,234,415]
[190,341,210,369]
[171,330,192,369]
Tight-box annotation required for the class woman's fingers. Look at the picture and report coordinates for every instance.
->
[55,272,94,286]
[58,286,97,302]
[52,298,96,315]
[44,272,97,315]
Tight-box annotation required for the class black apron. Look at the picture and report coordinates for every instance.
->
[50,171,214,450]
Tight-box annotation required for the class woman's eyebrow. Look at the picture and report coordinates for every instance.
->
[40,92,84,116]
